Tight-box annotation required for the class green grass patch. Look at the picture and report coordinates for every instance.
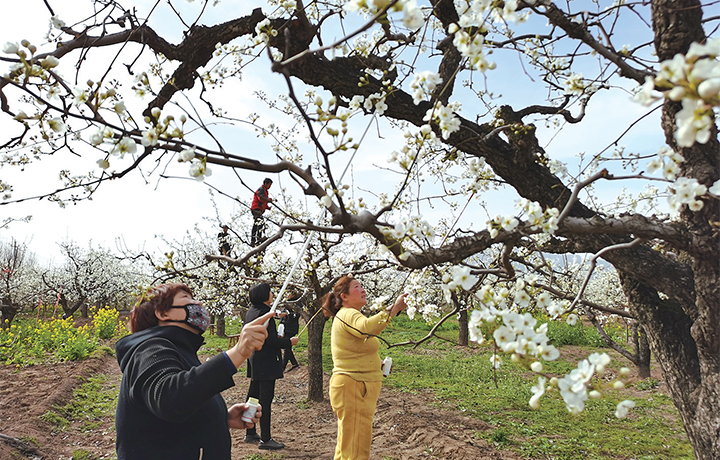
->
[41,375,119,434]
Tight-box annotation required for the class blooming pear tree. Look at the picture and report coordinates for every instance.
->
[0,238,42,327]
[41,241,149,317]
[0,0,719,457]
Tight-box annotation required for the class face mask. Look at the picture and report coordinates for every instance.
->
[170,303,211,333]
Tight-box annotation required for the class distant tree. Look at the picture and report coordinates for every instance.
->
[43,241,147,317]
[0,238,40,327]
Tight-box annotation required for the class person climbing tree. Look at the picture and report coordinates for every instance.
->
[251,178,273,247]
[218,224,232,256]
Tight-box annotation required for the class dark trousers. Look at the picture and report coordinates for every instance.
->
[246,379,276,442]
[251,210,265,246]
[283,347,298,368]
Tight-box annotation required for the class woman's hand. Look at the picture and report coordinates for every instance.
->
[227,402,263,429]
[290,336,299,346]
[388,293,408,318]
[226,311,275,367]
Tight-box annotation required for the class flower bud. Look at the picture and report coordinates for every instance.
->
[41,56,60,69]
[3,42,19,54]
[698,78,720,100]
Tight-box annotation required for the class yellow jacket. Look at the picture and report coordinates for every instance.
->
[331,308,391,382]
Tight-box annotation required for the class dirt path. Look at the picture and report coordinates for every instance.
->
[0,352,524,459]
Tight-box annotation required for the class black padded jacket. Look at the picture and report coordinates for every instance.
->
[115,326,236,460]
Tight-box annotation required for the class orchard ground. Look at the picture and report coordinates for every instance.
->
[0,321,680,460]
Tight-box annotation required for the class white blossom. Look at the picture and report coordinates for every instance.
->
[111,137,137,157]
[179,146,196,162]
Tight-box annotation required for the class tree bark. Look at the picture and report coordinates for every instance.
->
[217,311,226,338]
[458,309,468,347]
[306,302,328,402]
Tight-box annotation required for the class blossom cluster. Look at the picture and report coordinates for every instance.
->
[563,73,598,96]
[378,214,436,260]
[667,177,708,214]
[453,0,528,28]
[399,272,445,323]
[644,146,720,216]
[343,0,425,30]
[485,199,560,238]
[515,198,560,233]
[645,146,684,181]
[634,39,720,147]
[409,71,443,105]
[386,124,443,172]
[460,156,494,194]
[254,18,278,45]
[467,279,634,417]
[451,26,494,72]
[423,101,461,139]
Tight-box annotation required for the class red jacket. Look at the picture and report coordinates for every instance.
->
[251,185,272,212]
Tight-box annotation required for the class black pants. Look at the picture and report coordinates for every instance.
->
[246,379,276,442]
[283,347,298,368]
[251,210,266,247]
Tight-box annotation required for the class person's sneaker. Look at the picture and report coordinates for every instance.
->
[258,439,285,450]
[244,433,262,444]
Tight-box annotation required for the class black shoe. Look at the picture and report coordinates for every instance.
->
[244,433,262,444]
[259,439,285,450]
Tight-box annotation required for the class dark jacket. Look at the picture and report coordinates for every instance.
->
[251,185,272,213]
[280,308,300,338]
[246,302,291,380]
[115,326,236,460]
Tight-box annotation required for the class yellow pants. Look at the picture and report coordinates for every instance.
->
[329,374,382,460]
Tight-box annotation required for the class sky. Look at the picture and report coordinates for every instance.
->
[0,0,666,267]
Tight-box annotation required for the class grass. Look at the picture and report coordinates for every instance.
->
[41,375,119,435]
[319,314,693,460]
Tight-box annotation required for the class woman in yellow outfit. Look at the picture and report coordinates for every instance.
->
[322,275,408,460]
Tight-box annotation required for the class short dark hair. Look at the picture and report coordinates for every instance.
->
[249,282,272,305]
[263,178,273,185]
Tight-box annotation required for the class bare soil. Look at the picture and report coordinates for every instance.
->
[0,350,527,460]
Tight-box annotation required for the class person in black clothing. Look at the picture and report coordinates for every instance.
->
[244,282,299,450]
[114,283,273,460]
[280,291,302,372]
[250,178,273,246]
[218,224,232,256]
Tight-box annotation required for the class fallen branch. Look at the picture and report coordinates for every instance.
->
[0,432,42,457]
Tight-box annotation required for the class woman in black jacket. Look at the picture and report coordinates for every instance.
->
[280,291,302,371]
[115,283,272,460]
[244,283,299,450]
